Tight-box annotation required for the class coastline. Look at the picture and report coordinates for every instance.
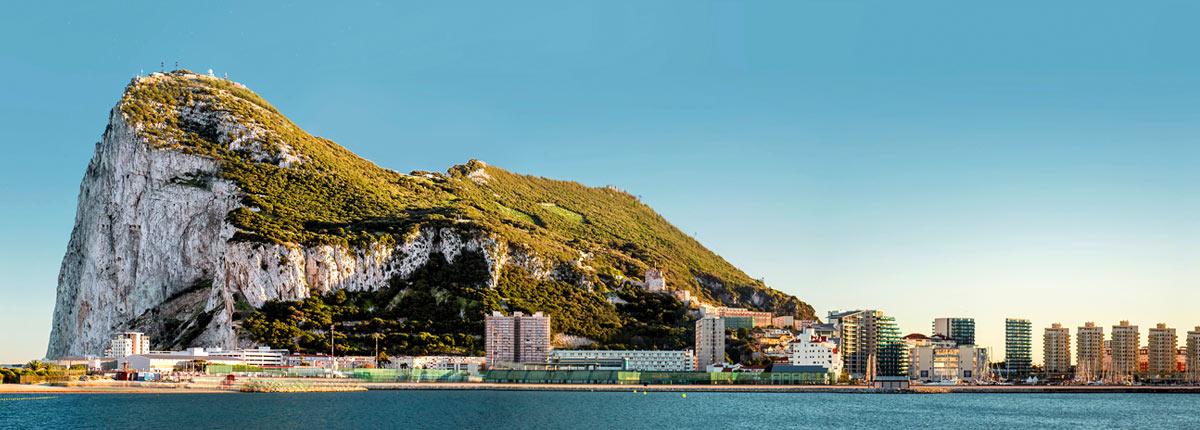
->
[4,381,1200,394]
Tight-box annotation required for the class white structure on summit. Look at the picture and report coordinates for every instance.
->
[644,269,666,292]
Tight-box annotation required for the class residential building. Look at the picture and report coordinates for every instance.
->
[695,317,726,370]
[644,269,666,292]
[1147,323,1177,375]
[484,311,552,366]
[828,310,908,379]
[1111,321,1140,381]
[549,350,694,372]
[1043,323,1071,375]
[772,316,795,329]
[1189,327,1200,383]
[908,335,988,383]
[933,318,976,346]
[104,332,150,358]
[787,327,842,376]
[1005,318,1032,378]
[1076,322,1104,381]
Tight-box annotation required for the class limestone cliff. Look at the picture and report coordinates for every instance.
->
[47,71,815,358]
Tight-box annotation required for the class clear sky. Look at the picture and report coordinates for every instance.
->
[1,1,1197,364]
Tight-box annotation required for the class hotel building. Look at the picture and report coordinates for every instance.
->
[1043,323,1071,375]
[695,317,726,370]
[1005,319,1032,378]
[484,311,551,366]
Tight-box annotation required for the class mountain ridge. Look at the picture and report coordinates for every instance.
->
[47,70,814,358]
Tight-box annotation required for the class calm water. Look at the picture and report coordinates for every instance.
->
[2,390,1199,429]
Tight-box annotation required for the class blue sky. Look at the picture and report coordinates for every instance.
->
[1,1,1197,363]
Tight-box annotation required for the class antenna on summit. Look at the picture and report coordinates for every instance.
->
[160,62,164,73]
[175,61,179,69]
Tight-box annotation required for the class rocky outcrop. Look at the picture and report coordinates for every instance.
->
[46,103,548,359]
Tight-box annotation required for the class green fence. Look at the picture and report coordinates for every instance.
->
[351,368,480,383]
[482,370,834,385]
[207,364,265,374]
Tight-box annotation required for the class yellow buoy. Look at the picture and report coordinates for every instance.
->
[682,393,686,398]
[642,391,647,395]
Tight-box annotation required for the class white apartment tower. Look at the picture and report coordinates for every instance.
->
[695,317,725,370]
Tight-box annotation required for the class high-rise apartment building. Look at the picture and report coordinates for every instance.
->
[1188,327,1200,383]
[1076,322,1104,381]
[1110,321,1140,381]
[828,310,908,379]
[484,311,551,366]
[103,332,150,358]
[695,317,726,370]
[1043,323,1071,375]
[1005,318,1032,377]
[1147,323,1177,375]
[933,318,976,346]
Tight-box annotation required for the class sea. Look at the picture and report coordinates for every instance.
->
[2,390,1198,429]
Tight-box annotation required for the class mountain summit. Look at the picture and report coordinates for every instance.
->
[47,70,814,358]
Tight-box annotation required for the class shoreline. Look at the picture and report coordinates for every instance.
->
[4,381,1200,394]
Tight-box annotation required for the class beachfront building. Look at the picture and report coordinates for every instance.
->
[549,350,694,372]
[1043,323,1071,376]
[1147,323,1177,376]
[286,353,334,368]
[485,311,552,367]
[1111,321,1140,382]
[695,317,726,370]
[1005,318,1032,378]
[828,310,907,379]
[908,336,988,384]
[787,327,842,376]
[1076,322,1105,381]
[104,332,150,358]
[933,318,976,346]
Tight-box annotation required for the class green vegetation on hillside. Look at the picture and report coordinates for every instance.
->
[242,251,692,355]
[119,71,815,343]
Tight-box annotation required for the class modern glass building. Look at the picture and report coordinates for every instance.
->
[828,310,909,379]
[1005,318,1033,377]
[933,318,976,346]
